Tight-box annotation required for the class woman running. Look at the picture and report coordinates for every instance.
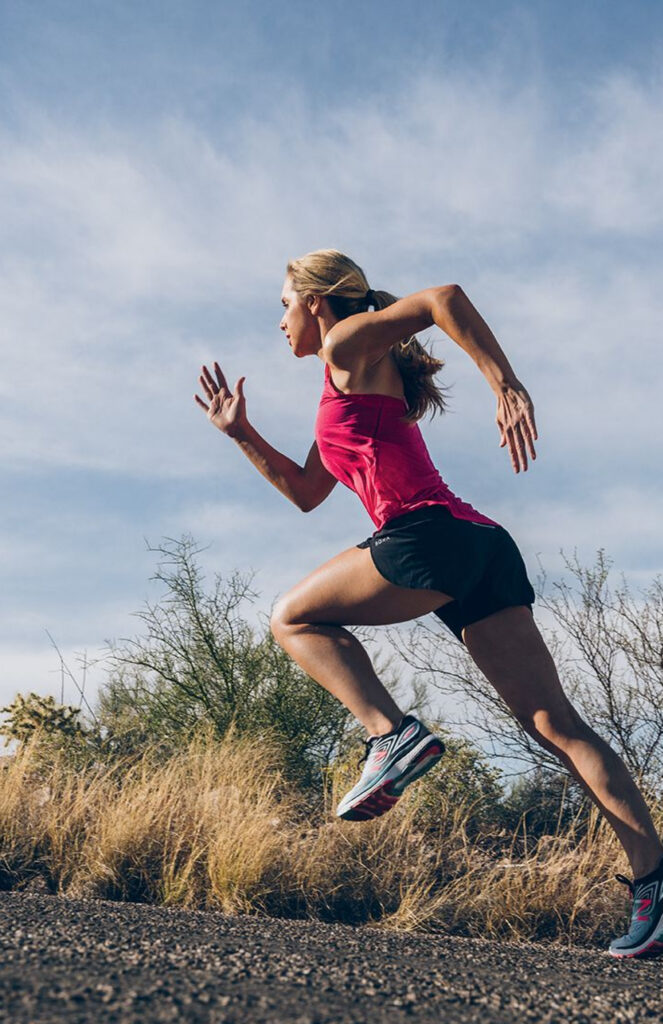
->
[194,248,663,958]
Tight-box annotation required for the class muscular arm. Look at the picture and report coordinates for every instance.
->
[431,286,521,394]
[230,422,308,510]
[324,283,537,473]
[324,284,520,395]
[433,287,538,472]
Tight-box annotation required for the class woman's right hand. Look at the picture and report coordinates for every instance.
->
[194,362,248,437]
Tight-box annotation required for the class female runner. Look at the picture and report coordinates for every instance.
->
[194,248,663,958]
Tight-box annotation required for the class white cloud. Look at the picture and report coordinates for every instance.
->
[507,483,663,582]
[548,71,663,232]
[1,66,661,482]
[2,62,663,707]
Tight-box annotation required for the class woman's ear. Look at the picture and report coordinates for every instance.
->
[307,293,323,316]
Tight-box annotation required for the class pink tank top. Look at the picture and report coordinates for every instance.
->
[314,362,500,532]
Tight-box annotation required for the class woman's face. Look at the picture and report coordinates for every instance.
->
[279,275,320,357]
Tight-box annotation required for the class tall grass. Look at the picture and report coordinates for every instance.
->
[0,726,647,947]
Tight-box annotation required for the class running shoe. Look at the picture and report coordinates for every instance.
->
[336,714,445,821]
[609,857,663,958]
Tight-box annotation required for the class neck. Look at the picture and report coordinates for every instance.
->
[315,310,340,361]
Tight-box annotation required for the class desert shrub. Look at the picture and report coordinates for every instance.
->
[0,692,102,774]
[93,535,355,787]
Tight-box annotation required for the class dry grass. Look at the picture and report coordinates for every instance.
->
[0,728,647,947]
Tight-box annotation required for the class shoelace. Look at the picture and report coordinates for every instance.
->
[357,736,376,770]
[356,717,411,769]
[615,873,635,896]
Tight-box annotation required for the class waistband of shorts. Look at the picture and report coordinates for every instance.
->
[378,504,456,531]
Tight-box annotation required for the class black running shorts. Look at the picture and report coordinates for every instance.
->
[356,504,535,645]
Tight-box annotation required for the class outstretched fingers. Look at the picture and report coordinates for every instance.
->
[193,359,232,416]
[201,364,219,395]
[197,372,213,402]
[497,386,539,473]
[195,363,221,410]
[512,423,528,473]
[507,420,537,473]
[213,361,228,391]
[194,361,232,414]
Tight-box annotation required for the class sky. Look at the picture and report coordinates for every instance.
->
[1,0,662,753]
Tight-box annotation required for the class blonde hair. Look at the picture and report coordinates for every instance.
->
[286,248,450,425]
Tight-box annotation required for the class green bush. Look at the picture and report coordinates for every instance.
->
[0,692,101,773]
[94,535,352,787]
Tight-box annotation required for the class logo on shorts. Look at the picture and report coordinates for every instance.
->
[374,537,391,545]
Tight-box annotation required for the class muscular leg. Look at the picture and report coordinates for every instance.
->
[270,545,454,739]
[271,621,403,738]
[463,605,663,878]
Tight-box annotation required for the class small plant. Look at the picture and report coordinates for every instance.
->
[0,692,86,746]
[0,692,102,774]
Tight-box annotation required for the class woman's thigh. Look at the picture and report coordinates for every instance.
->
[462,606,578,730]
[271,544,453,629]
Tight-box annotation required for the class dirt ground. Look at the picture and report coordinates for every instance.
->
[1,892,661,1023]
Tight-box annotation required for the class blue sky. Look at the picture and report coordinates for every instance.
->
[1,0,662,746]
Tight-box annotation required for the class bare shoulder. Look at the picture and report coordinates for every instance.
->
[325,350,405,400]
[323,287,444,372]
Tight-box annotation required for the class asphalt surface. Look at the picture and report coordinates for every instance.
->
[1,891,661,1023]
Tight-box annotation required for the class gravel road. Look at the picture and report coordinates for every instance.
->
[0,891,661,1023]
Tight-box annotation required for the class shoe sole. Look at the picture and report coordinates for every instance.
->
[337,736,445,821]
[609,908,663,958]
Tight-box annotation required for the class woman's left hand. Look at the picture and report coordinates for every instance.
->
[495,382,538,473]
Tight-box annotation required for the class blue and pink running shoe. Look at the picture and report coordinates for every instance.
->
[609,857,663,958]
[336,714,445,821]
